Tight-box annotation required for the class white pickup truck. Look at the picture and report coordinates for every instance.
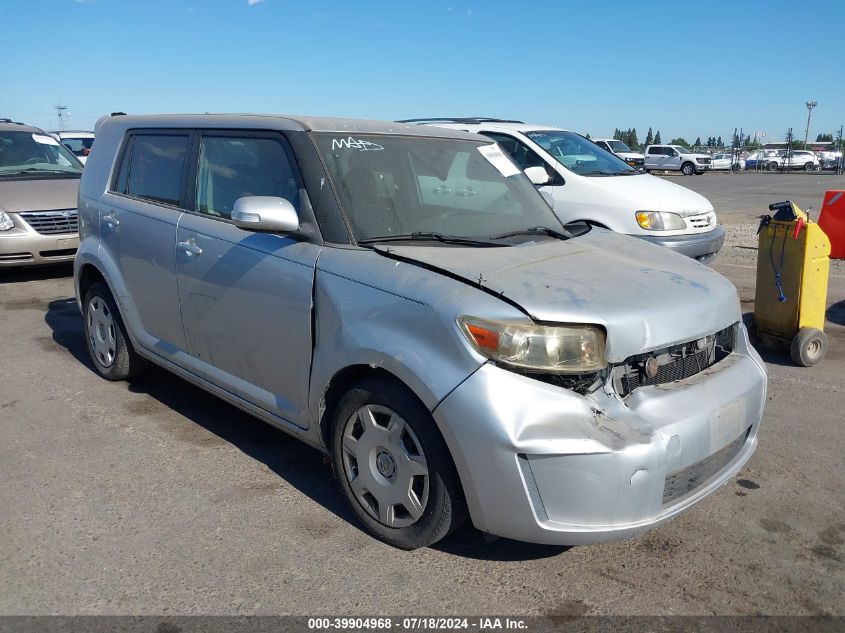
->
[593,139,645,169]
[644,144,711,175]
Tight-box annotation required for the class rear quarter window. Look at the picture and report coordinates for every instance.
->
[117,133,189,206]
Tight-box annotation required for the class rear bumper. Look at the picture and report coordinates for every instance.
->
[433,324,767,546]
[633,225,726,263]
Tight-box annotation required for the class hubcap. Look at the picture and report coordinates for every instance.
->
[341,404,429,528]
[807,339,821,358]
[87,297,116,368]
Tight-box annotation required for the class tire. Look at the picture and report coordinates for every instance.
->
[731,163,741,172]
[767,162,779,172]
[83,281,146,381]
[804,162,815,172]
[790,327,828,367]
[681,162,695,176]
[330,376,467,549]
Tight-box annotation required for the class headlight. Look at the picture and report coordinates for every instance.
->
[458,316,606,374]
[0,211,14,232]
[635,211,686,231]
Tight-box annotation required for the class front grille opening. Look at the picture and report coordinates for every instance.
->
[613,325,736,397]
[19,210,79,235]
[38,248,77,258]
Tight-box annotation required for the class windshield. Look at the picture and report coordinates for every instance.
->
[316,134,565,242]
[674,146,692,154]
[60,136,95,157]
[523,130,636,176]
[0,131,83,177]
[606,140,632,153]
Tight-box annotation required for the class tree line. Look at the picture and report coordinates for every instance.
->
[599,128,839,151]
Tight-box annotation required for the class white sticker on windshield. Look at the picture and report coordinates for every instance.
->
[32,134,59,146]
[477,144,521,177]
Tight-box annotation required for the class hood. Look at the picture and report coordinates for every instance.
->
[0,178,80,213]
[572,172,714,216]
[379,230,739,362]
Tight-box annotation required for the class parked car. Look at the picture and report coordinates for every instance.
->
[402,119,724,263]
[593,139,645,168]
[818,151,843,170]
[710,153,746,171]
[745,150,781,170]
[51,131,95,164]
[76,113,767,549]
[778,150,819,171]
[0,120,82,267]
[644,144,712,175]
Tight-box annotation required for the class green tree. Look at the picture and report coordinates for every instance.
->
[716,136,723,146]
[654,130,662,144]
[694,136,702,147]
[670,137,690,148]
[645,127,654,146]
[629,128,639,150]
[585,133,591,140]
[613,128,622,141]
[816,133,834,142]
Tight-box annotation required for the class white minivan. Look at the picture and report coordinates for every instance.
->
[404,118,725,263]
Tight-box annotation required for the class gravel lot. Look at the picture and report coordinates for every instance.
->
[1,173,843,617]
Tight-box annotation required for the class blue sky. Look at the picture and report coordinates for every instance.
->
[3,0,843,143]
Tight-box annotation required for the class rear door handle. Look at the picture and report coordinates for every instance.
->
[103,212,119,228]
[177,238,203,256]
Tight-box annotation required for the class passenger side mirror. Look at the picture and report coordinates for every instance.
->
[232,196,299,233]
[524,166,551,186]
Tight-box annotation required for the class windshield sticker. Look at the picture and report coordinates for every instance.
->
[331,137,384,151]
[32,134,59,146]
[477,144,521,177]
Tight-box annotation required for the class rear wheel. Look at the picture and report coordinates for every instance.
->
[804,162,815,172]
[681,162,695,176]
[731,162,741,172]
[767,161,779,172]
[83,281,146,380]
[331,376,466,549]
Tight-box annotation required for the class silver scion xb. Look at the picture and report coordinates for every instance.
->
[0,120,83,267]
[75,114,767,549]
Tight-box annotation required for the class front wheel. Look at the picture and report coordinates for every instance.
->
[731,163,741,172]
[331,377,467,549]
[804,162,815,172]
[767,161,779,172]
[83,281,146,380]
[681,162,695,176]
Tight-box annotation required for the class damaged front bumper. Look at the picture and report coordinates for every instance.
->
[433,323,767,545]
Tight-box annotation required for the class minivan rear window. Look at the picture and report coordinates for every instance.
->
[123,134,189,206]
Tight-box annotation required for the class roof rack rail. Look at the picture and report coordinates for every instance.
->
[397,117,525,125]
[0,117,26,125]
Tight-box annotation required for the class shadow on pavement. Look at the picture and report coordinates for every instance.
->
[826,300,845,327]
[43,296,562,561]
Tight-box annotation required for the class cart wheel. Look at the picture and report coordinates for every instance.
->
[790,328,828,367]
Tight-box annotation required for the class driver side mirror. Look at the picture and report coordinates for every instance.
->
[524,166,551,186]
[232,196,299,233]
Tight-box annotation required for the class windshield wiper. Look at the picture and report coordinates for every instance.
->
[358,232,504,247]
[1,168,80,176]
[489,226,571,241]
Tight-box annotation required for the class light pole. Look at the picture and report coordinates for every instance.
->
[804,100,817,149]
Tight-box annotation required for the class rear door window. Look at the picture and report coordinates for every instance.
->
[125,134,189,206]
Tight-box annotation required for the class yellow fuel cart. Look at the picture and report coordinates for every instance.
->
[754,201,831,366]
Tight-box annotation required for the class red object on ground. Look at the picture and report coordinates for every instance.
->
[818,190,845,259]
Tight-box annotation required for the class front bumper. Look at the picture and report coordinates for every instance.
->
[0,216,78,267]
[633,225,726,263]
[433,324,767,546]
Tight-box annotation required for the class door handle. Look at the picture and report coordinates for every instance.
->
[177,238,203,256]
[103,212,119,228]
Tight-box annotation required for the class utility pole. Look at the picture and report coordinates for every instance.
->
[54,101,68,132]
[804,100,817,149]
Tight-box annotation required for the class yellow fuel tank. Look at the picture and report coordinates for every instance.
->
[754,202,831,366]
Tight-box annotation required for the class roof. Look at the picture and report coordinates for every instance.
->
[0,121,44,134]
[51,130,95,136]
[95,113,482,141]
